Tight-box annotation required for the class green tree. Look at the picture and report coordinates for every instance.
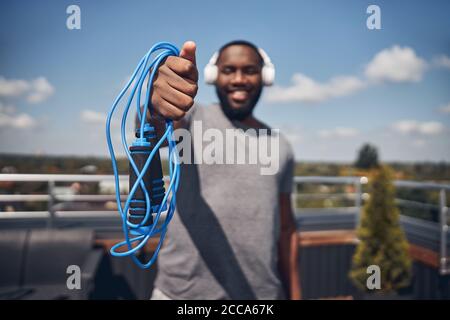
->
[354,143,379,170]
[349,166,412,293]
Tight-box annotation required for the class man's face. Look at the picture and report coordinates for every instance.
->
[215,45,263,121]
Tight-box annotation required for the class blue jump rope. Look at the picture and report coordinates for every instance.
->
[106,42,180,269]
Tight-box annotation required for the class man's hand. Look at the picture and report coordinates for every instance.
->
[150,41,198,121]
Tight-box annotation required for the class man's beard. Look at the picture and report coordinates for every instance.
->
[216,86,262,121]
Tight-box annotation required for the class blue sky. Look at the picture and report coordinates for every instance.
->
[0,0,449,162]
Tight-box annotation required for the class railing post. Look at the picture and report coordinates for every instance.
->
[355,179,362,227]
[440,189,448,275]
[47,180,56,229]
[355,176,368,228]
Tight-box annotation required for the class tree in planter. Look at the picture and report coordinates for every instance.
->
[349,165,412,294]
[354,143,380,170]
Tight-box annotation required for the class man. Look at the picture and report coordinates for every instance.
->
[146,40,300,300]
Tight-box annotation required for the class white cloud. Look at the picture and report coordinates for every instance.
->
[392,120,445,135]
[265,45,430,104]
[81,109,106,124]
[432,55,450,69]
[27,77,55,103]
[280,127,304,144]
[412,139,426,147]
[285,133,302,144]
[81,109,123,131]
[0,102,16,114]
[265,73,365,103]
[0,77,29,97]
[420,122,445,135]
[0,112,36,129]
[365,45,427,83]
[0,102,37,129]
[0,76,55,103]
[438,102,450,114]
[392,120,418,134]
[319,127,359,138]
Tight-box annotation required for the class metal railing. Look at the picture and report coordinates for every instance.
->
[293,176,368,224]
[393,180,450,274]
[0,174,128,228]
[0,173,449,273]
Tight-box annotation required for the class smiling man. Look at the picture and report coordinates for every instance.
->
[145,40,300,300]
[214,42,264,122]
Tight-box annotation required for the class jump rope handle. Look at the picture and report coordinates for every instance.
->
[128,125,166,227]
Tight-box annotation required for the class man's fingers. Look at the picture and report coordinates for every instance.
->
[179,41,196,66]
[155,96,186,121]
[165,57,198,82]
[162,66,198,97]
[160,84,194,112]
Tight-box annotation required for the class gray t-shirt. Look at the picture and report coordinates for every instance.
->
[154,103,294,300]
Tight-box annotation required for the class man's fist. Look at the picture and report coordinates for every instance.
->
[150,41,198,121]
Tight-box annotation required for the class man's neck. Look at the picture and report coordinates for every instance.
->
[216,103,266,129]
[239,114,265,129]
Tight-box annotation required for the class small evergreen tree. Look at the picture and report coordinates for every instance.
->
[355,144,379,169]
[349,165,412,293]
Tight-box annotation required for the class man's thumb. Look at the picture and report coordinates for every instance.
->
[179,41,196,65]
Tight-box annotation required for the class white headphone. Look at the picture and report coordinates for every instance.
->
[203,47,275,86]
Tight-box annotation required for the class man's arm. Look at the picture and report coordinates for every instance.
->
[278,193,302,300]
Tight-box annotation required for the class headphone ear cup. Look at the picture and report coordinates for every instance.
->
[262,63,275,86]
[204,64,218,84]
